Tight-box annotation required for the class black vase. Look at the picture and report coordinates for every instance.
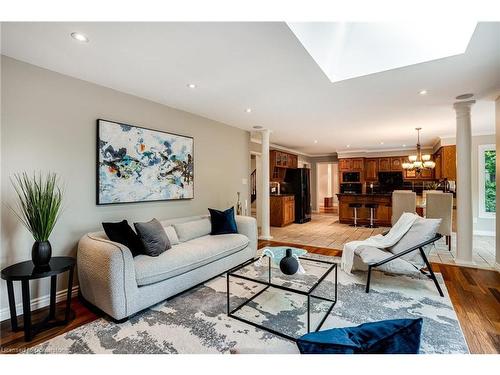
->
[32,241,52,266]
[280,248,299,275]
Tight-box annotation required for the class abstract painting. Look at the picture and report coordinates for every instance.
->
[97,119,194,204]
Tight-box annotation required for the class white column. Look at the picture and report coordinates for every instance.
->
[495,96,500,271]
[327,164,333,197]
[454,100,475,264]
[255,154,262,229]
[260,129,272,240]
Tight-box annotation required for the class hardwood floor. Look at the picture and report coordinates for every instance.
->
[0,240,498,354]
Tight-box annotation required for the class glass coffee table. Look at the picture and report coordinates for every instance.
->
[226,248,337,341]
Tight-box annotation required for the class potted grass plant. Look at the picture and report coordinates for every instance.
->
[10,172,63,266]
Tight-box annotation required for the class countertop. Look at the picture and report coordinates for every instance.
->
[336,193,392,197]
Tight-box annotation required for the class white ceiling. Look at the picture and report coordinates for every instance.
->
[2,22,499,155]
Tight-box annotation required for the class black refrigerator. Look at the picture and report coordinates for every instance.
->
[284,168,311,223]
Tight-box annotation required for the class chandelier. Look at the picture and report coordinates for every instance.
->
[402,128,435,172]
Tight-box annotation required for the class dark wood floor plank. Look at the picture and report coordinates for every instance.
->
[0,239,498,354]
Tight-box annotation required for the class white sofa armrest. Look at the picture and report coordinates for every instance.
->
[235,215,258,254]
[77,233,137,320]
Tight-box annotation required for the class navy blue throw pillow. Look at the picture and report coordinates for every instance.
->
[102,220,143,257]
[297,318,423,354]
[208,207,238,235]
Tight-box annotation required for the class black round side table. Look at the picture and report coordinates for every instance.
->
[1,256,75,342]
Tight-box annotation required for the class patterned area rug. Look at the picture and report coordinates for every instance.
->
[31,253,468,354]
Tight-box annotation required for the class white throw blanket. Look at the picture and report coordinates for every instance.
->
[341,212,419,273]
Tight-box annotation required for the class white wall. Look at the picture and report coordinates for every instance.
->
[0,56,250,317]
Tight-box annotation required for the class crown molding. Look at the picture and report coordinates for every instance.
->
[250,138,335,158]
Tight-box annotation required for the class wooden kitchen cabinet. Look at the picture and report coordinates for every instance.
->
[270,150,299,182]
[441,145,456,180]
[339,159,352,171]
[434,150,442,180]
[379,158,391,171]
[287,154,298,168]
[351,158,364,171]
[364,158,379,181]
[432,145,456,181]
[391,157,403,171]
[270,195,295,227]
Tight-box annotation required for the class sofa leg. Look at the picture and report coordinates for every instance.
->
[112,317,129,324]
[365,266,372,293]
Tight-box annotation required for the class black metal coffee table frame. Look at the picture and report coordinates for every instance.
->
[1,256,75,342]
[227,256,337,342]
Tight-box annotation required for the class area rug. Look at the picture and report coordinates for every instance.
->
[30,253,468,354]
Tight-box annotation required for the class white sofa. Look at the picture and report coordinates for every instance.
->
[77,215,257,321]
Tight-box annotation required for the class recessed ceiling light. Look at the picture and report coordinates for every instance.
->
[380,142,384,145]
[402,144,407,147]
[70,32,89,43]
[187,83,197,89]
[346,144,350,148]
[455,93,474,100]
[245,108,252,113]
[253,125,263,130]
[419,89,427,95]
[314,140,318,144]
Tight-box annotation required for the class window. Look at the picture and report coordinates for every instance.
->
[478,144,496,218]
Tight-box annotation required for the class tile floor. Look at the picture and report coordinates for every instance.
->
[268,213,497,270]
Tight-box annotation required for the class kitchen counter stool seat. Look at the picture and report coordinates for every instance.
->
[348,203,363,227]
[365,203,379,228]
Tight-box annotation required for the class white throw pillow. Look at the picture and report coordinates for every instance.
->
[163,225,180,245]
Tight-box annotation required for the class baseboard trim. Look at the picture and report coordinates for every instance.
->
[258,235,274,240]
[0,285,79,322]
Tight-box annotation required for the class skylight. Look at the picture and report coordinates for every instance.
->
[287,22,477,83]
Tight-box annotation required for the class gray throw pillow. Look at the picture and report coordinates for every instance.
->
[134,218,171,257]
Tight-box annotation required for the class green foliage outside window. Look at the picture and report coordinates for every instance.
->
[484,150,496,213]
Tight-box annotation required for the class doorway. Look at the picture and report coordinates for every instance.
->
[250,152,262,229]
[316,162,339,214]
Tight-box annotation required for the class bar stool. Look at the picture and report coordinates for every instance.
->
[365,203,379,228]
[348,203,362,227]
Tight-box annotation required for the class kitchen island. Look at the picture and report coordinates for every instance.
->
[337,193,392,226]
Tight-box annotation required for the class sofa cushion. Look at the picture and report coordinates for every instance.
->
[388,217,441,264]
[355,246,417,274]
[173,218,211,242]
[134,233,250,286]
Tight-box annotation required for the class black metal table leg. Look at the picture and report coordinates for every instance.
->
[21,279,32,341]
[307,295,311,333]
[226,271,230,314]
[49,275,57,319]
[64,266,74,322]
[6,280,18,331]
